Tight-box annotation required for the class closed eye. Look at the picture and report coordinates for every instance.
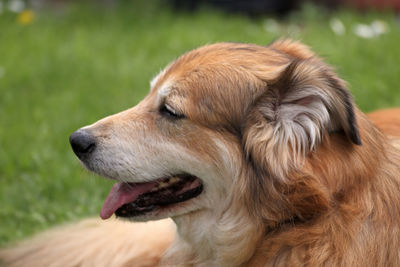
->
[160,103,185,119]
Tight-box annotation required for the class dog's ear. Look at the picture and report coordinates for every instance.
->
[269,39,316,60]
[243,58,361,178]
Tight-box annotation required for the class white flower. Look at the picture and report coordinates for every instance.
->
[371,20,388,35]
[330,18,346,35]
[263,19,280,34]
[353,20,389,38]
[8,0,25,13]
[353,24,375,38]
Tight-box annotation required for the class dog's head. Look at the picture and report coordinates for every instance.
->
[70,40,361,223]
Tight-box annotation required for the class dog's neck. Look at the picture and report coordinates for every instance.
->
[161,207,264,266]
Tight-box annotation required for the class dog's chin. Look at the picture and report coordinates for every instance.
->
[118,199,204,222]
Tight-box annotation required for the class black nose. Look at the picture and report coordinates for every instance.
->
[69,129,96,158]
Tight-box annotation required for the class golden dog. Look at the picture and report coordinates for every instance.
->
[1,40,400,266]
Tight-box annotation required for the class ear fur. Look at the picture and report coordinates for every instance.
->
[243,56,361,179]
[269,39,316,60]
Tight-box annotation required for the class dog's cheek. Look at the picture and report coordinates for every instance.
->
[176,129,242,200]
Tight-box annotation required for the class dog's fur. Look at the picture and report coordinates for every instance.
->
[1,40,400,267]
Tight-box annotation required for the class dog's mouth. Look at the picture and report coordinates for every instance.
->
[100,174,203,219]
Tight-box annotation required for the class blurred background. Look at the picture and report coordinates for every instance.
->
[0,0,399,246]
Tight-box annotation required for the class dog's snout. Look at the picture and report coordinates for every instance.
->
[69,129,96,158]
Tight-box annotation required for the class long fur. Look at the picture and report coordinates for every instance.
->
[1,40,400,266]
[0,218,175,267]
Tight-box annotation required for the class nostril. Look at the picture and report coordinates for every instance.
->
[69,129,96,157]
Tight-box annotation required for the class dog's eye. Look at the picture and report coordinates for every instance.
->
[160,103,184,119]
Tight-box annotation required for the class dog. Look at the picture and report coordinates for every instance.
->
[1,40,400,266]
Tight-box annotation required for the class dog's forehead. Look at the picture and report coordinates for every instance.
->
[150,44,237,92]
[147,42,292,123]
[150,43,277,97]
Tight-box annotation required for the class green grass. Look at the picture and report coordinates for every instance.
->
[0,1,399,246]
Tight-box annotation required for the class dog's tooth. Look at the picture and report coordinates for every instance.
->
[150,186,158,192]
[150,181,168,192]
[169,177,179,184]
[159,182,169,188]
[150,177,181,192]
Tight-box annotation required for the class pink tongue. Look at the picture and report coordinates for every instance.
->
[100,181,157,220]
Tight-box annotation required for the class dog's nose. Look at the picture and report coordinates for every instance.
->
[69,129,96,158]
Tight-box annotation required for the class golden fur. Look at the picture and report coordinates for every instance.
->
[1,40,400,266]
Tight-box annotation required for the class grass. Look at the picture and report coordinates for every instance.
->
[0,1,399,246]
